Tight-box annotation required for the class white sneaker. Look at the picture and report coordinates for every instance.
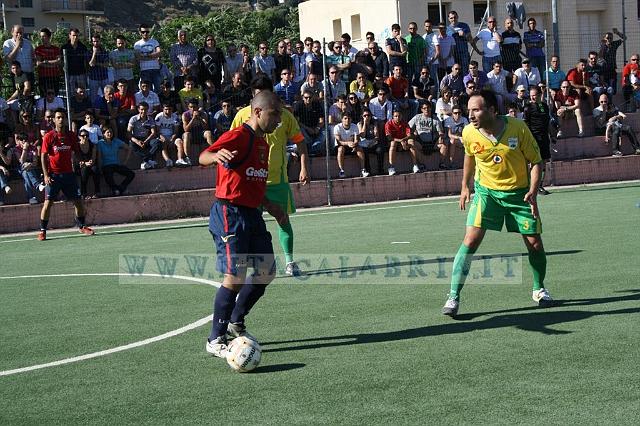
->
[165,159,173,168]
[140,161,149,170]
[4,186,11,194]
[29,197,38,205]
[285,261,302,277]
[532,288,554,307]
[388,166,396,176]
[442,297,459,316]
[38,183,46,192]
[360,169,370,178]
[205,336,228,358]
[412,164,420,173]
[175,158,188,166]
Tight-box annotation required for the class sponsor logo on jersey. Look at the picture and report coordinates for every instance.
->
[508,137,518,150]
[258,145,267,163]
[245,167,268,178]
[471,142,485,154]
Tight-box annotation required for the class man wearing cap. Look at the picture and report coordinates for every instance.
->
[513,58,541,92]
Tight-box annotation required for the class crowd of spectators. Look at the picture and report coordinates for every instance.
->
[1,14,639,205]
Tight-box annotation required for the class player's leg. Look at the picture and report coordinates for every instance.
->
[355,146,366,174]
[337,145,345,175]
[407,139,421,172]
[388,140,397,174]
[230,210,275,338]
[266,183,299,276]
[522,234,553,306]
[203,130,214,146]
[207,201,249,357]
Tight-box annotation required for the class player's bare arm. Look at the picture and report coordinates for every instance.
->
[199,149,238,167]
[524,162,542,218]
[459,154,475,210]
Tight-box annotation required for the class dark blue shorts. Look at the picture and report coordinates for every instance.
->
[209,200,274,276]
[45,172,81,201]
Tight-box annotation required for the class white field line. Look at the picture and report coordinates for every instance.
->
[0,273,220,377]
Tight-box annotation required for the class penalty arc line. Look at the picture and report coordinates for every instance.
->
[0,273,220,378]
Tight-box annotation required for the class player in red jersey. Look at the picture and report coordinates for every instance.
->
[38,108,95,241]
[199,91,285,358]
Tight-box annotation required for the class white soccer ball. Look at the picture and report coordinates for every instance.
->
[226,336,262,372]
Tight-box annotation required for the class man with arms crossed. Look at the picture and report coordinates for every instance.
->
[200,91,284,357]
[442,90,552,316]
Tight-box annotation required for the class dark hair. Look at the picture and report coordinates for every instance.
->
[11,60,21,68]
[336,94,347,102]
[40,27,51,37]
[69,28,81,34]
[474,89,499,112]
[578,58,588,65]
[341,33,351,42]
[54,108,66,116]
[138,101,149,109]
[328,41,336,50]
[588,51,598,57]
[341,112,351,119]
[366,31,375,39]
[469,60,479,68]
[424,19,432,24]
[162,103,173,109]
[391,24,401,31]
[140,80,152,86]
[15,132,28,141]
[304,36,313,43]
[116,34,126,42]
[139,23,150,30]
[250,75,274,92]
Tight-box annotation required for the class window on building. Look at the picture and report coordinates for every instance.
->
[19,0,33,7]
[350,14,361,41]
[333,19,342,42]
[21,17,35,28]
[474,2,497,25]
[427,4,447,24]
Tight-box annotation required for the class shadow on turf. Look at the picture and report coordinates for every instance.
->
[252,363,306,373]
[291,250,583,278]
[261,290,640,353]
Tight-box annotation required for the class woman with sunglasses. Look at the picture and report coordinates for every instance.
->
[75,130,100,198]
[357,108,384,175]
[347,92,363,123]
[198,35,225,91]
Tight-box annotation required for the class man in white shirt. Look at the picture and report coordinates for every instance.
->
[334,113,366,178]
[472,16,502,73]
[513,58,541,92]
[3,25,34,78]
[486,61,515,113]
[134,80,161,118]
[433,23,455,81]
[134,24,162,93]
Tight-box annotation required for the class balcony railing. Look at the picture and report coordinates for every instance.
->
[41,0,104,12]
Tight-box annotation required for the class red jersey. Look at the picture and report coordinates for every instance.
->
[114,92,136,113]
[34,45,62,78]
[204,124,269,209]
[566,68,589,88]
[385,119,410,139]
[554,90,578,107]
[42,129,79,174]
[621,63,639,86]
[385,76,409,99]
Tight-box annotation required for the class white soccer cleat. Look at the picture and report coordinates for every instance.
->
[205,336,228,358]
[532,288,554,307]
[175,158,188,166]
[442,297,459,316]
[360,169,370,178]
[140,161,149,170]
[412,164,420,174]
[388,166,396,176]
[285,261,302,277]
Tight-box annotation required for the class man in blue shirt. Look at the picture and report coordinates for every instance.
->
[523,18,545,82]
[447,11,472,73]
[97,126,135,195]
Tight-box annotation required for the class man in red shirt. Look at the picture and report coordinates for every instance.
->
[621,54,639,110]
[567,59,593,108]
[199,91,285,358]
[385,110,422,175]
[554,82,585,138]
[39,108,94,241]
[385,64,418,121]
[34,27,61,96]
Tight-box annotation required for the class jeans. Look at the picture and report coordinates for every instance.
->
[102,164,135,192]
[301,127,327,156]
[482,55,502,74]
[609,123,640,151]
[19,167,42,200]
[131,138,161,163]
[529,56,546,81]
[0,169,9,202]
[140,69,162,93]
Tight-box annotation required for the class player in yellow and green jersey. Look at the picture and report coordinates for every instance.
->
[231,75,309,276]
[442,90,553,316]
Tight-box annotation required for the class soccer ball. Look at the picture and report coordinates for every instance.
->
[226,336,262,372]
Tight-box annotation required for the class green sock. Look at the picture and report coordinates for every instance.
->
[278,222,294,264]
[449,244,477,300]
[528,249,547,291]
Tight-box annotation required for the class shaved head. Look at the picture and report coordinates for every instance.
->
[251,91,282,112]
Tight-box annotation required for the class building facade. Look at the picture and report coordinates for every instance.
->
[2,0,104,36]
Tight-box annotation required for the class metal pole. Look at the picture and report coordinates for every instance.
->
[2,4,6,33]
[438,0,443,23]
[622,0,627,63]
[551,0,560,57]
[321,38,332,206]
[486,0,490,17]
[63,49,73,131]
[86,16,91,40]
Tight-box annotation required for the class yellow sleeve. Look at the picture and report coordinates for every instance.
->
[231,106,251,130]
[519,122,543,164]
[284,109,305,144]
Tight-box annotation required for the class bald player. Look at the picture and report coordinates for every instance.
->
[200,91,285,357]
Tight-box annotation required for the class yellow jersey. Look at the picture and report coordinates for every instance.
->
[231,106,305,185]
[463,116,542,191]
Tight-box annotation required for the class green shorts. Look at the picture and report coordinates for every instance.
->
[466,183,542,234]
[266,182,296,215]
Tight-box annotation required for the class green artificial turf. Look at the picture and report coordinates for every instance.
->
[1,184,639,424]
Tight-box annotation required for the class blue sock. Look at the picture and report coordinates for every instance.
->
[231,276,267,325]
[209,286,238,340]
